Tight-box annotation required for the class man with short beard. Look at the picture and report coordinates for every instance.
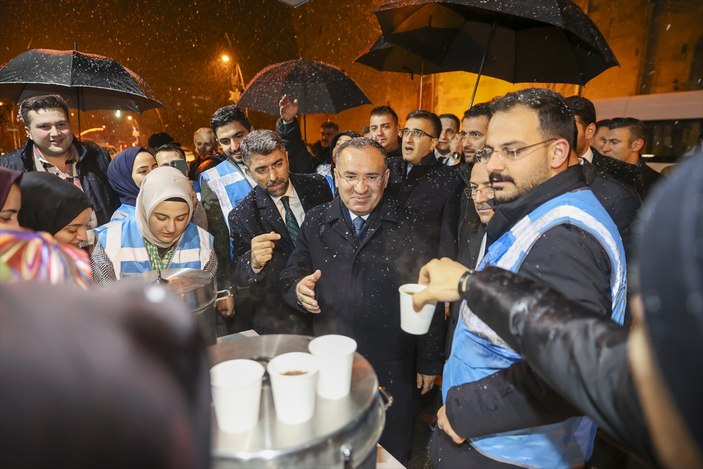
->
[228,130,331,334]
[429,88,627,468]
[460,103,491,164]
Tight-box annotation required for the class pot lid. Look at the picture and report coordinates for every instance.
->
[130,268,216,308]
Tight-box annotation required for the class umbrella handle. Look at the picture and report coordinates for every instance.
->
[469,20,497,108]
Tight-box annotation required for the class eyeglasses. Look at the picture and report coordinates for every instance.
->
[475,138,557,164]
[468,186,495,199]
[399,128,437,139]
[336,172,383,185]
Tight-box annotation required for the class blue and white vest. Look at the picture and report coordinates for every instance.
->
[96,217,213,280]
[199,160,253,230]
[110,203,136,222]
[443,189,627,469]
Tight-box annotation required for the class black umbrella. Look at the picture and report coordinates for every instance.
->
[0,48,164,133]
[374,0,619,105]
[237,59,371,115]
[355,36,463,76]
[0,49,164,112]
[356,36,468,108]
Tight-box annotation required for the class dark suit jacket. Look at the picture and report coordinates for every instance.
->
[280,195,444,462]
[581,160,641,261]
[591,149,662,200]
[389,152,463,259]
[228,172,332,334]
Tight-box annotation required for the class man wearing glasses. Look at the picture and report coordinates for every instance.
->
[281,137,442,466]
[429,88,627,468]
[392,110,463,259]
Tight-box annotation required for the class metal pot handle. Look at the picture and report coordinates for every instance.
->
[378,386,393,410]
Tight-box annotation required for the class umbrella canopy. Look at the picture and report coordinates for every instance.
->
[355,36,465,76]
[0,49,164,112]
[237,59,371,115]
[374,0,619,86]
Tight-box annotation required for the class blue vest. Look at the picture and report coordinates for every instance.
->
[199,160,253,230]
[443,189,627,468]
[96,216,214,279]
[110,203,135,222]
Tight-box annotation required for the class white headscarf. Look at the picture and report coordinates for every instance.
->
[135,166,193,248]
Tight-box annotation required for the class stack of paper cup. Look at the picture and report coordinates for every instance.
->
[308,335,357,399]
[210,359,265,433]
[399,283,436,335]
[267,352,320,424]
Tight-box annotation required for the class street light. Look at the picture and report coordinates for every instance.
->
[220,52,245,104]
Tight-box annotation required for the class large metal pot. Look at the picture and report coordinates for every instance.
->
[209,334,391,468]
[131,268,225,345]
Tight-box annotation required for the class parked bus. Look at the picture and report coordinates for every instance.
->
[593,90,703,171]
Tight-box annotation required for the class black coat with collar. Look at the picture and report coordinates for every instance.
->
[228,172,332,334]
[1,139,119,225]
[591,148,663,199]
[280,195,444,463]
[388,152,463,259]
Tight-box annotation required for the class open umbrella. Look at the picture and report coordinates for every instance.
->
[0,48,164,133]
[375,0,619,105]
[356,36,465,107]
[237,59,371,116]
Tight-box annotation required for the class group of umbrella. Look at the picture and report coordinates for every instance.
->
[0,0,617,131]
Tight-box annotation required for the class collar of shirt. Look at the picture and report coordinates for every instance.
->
[32,144,78,180]
[581,146,594,163]
[271,182,305,225]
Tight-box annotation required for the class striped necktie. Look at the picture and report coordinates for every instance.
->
[281,196,299,245]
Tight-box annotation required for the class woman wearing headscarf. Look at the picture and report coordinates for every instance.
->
[19,172,94,248]
[0,168,92,286]
[91,166,215,286]
[108,146,158,220]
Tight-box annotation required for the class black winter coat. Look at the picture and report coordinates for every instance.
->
[280,196,445,463]
[228,173,332,334]
[0,139,119,225]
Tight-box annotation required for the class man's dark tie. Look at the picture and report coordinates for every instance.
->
[352,216,366,241]
[281,196,299,245]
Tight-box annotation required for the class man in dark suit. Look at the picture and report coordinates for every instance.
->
[564,96,643,195]
[228,130,332,334]
[280,137,444,466]
[603,117,663,199]
[391,110,463,259]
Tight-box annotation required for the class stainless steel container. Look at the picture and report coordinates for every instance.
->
[209,334,389,468]
[134,268,223,345]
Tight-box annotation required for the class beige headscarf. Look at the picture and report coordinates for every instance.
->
[135,166,193,248]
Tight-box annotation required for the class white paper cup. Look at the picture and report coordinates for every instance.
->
[210,359,265,433]
[308,335,357,399]
[399,283,436,335]
[267,352,320,424]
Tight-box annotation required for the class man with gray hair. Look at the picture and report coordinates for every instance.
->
[190,127,220,184]
[228,129,332,334]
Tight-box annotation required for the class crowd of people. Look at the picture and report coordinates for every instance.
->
[1,87,700,469]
